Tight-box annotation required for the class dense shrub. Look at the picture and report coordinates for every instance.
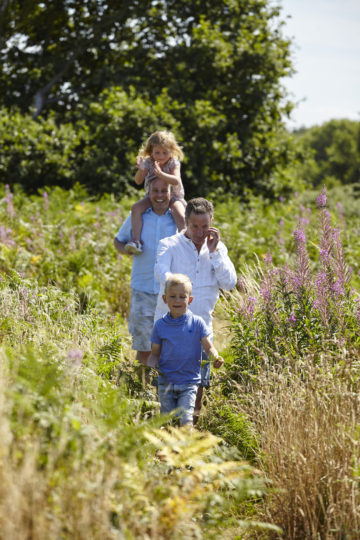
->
[0,109,83,191]
[294,119,360,188]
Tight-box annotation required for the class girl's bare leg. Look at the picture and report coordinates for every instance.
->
[131,197,151,242]
[170,200,186,232]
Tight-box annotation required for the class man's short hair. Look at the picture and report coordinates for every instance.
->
[185,198,214,222]
[164,273,192,294]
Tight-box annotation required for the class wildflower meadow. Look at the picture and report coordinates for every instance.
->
[1,182,360,538]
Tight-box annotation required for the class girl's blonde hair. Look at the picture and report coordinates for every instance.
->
[164,273,192,294]
[138,130,184,161]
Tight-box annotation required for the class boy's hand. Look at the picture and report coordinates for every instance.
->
[213,356,224,369]
[207,351,224,369]
[147,355,159,369]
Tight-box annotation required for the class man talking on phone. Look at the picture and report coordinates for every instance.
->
[154,197,237,424]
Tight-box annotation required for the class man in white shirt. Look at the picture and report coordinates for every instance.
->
[154,197,237,423]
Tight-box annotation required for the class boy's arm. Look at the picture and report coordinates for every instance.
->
[201,336,223,368]
[147,342,161,368]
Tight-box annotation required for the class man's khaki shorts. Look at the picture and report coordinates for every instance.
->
[128,289,158,352]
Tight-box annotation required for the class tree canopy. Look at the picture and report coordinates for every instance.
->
[1,0,296,197]
[294,119,360,188]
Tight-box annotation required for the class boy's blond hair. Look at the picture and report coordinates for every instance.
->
[164,273,192,294]
[138,130,184,161]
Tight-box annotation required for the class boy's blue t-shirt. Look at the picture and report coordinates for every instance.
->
[151,311,210,385]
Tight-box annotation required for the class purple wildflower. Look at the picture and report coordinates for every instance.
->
[4,185,15,218]
[314,272,327,288]
[319,248,330,262]
[317,189,327,208]
[313,272,329,324]
[286,313,296,325]
[260,287,271,302]
[292,227,310,294]
[300,217,310,227]
[331,279,343,297]
[279,264,292,287]
[293,229,306,244]
[237,275,247,293]
[67,349,84,368]
[0,225,16,247]
[246,296,257,318]
[264,251,272,265]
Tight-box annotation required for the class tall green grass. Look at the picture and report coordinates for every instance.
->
[0,183,274,538]
[2,182,360,538]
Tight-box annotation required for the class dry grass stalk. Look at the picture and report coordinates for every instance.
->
[238,355,360,539]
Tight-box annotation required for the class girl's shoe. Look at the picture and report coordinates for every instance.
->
[125,241,143,255]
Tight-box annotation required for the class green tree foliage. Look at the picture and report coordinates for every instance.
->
[0,0,151,117]
[0,108,82,190]
[1,0,296,197]
[294,119,360,187]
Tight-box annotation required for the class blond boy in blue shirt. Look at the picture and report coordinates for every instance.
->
[149,273,223,426]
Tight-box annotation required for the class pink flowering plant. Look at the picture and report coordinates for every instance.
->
[226,187,359,382]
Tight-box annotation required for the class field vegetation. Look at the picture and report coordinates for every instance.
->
[1,181,360,538]
[2,0,360,536]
